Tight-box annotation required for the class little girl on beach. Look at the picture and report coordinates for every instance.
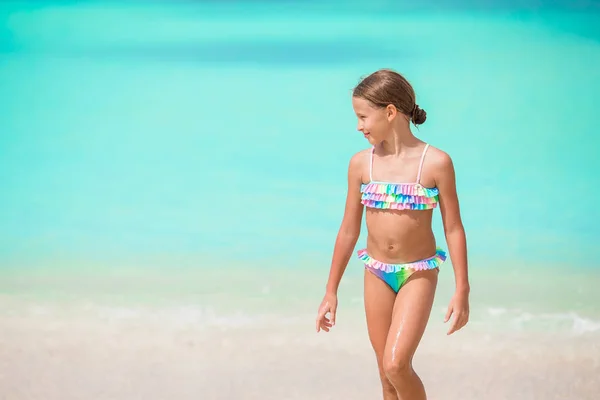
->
[315,69,470,400]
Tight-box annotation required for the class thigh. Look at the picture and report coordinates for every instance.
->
[385,269,438,363]
[364,269,397,357]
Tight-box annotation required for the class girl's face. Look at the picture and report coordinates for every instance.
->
[352,97,395,145]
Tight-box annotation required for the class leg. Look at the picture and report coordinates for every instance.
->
[382,269,438,400]
[364,269,399,400]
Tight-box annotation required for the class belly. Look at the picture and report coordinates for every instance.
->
[364,208,437,263]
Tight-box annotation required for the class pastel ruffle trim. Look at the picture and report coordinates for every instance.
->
[360,182,439,210]
[357,248,447,273]
[361,182,439,198]
[361,199,438,210]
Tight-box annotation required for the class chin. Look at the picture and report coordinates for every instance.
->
[366,136,379,145]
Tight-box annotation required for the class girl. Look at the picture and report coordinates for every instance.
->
[315,69,470,400]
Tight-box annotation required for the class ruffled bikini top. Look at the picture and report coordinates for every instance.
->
[360,143,439,211]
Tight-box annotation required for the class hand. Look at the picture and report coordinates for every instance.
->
[315,293,338,333]
[444,288,469,335]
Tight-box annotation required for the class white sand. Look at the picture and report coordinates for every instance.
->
[1,300,599,400]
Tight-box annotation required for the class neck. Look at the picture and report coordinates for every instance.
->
[379,125,419,156]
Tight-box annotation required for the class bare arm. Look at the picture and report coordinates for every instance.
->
[325,152,365,295]
[435,153,469,293]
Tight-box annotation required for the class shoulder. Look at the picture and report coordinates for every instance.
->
[346,147,371,182]
[424,145,456,187]
[425,145,454,171]
[348,147,371,170]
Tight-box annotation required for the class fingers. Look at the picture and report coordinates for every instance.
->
[446,316,459,335]
[315,310,322,332]
[320,319,333,332]
[316,297,338,333]
[315,306,329,332]
[446,311,469,335]
[316,315,333,332]
[444,305,452,323]
[315,309,326,332]
[316,310,335,333]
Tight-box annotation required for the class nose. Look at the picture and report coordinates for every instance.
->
[357,121,363,132]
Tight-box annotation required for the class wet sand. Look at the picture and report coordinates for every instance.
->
[1,301,598,400]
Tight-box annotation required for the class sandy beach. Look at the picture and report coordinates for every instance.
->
[2,292,599,400]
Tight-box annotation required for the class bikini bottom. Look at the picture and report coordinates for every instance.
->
[357,247,447,293]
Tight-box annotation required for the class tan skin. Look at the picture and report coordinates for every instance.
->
[315,97,470,400]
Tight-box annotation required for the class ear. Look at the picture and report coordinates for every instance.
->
[385,104,397,121]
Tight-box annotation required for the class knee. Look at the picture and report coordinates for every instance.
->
[382,356,412,381]
[378,369,396,389]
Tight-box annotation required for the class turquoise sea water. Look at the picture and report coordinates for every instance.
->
[1,2,600,334]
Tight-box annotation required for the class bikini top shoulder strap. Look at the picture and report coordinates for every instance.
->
[416,144,430,184]
[369,146,375,181]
